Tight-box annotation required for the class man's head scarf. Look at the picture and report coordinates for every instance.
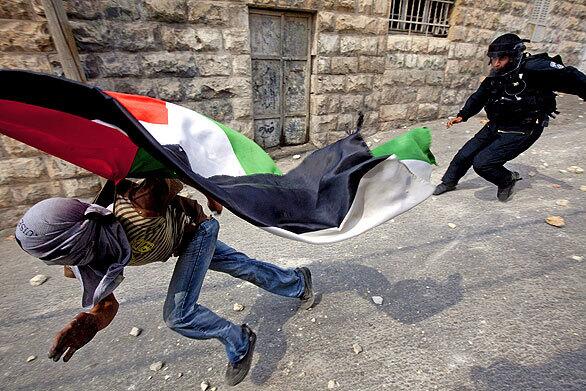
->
[15,197,131,308]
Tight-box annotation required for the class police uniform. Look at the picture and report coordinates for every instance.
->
[438,34,586,200]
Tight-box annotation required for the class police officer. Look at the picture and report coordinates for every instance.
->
[434,33,586,201]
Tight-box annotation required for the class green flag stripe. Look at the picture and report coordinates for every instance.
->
[128,126,433,178]
[212,120,282,176]
[129,147,177,177]
[371,127,436,165]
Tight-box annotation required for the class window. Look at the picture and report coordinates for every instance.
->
[530,0,551,26]
[529,0,551,42]
[389,0,455,37]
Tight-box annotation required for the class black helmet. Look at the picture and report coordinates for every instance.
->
[487,33,530,75]
[487,33,529,59]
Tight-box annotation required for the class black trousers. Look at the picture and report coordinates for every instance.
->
[442,122,544,187]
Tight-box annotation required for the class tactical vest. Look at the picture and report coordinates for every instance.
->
[484,54,558,126]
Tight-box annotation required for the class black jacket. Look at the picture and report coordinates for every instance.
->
[458,54,586,127]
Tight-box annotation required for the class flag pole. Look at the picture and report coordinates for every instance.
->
[41,0,86,82]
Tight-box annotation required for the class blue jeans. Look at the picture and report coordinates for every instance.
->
[163,218,305,363]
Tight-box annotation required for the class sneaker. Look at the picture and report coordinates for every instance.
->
[296,267,315,310]
[433,182,457,195]
[497,171,521,202]
[225,324,257,386]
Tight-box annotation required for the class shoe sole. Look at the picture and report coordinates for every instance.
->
[299,294,316,310]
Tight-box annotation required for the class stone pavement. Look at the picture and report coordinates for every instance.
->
[0,95,584,390]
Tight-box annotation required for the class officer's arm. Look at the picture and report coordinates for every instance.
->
[528,61,586,99]
[550,67,586,99]
[457,79,491,121]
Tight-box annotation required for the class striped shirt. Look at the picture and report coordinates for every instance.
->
[114,193,189,266]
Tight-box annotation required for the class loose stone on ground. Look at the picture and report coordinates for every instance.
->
[545,215,565,227]
[566,166,584,174]
[149,361,164,371]
[29,274,48,286]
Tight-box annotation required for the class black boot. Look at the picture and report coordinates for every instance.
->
[433,182,457,195]
[225,324,257,386]
[296,267,315,310]
[497,171,521,202]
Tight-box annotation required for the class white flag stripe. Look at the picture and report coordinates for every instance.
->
[91,119,129,137]
[263,156,433,244]
[140,103,245,178]
[401,159,433,182]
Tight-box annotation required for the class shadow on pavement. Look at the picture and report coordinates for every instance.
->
[469,345,586,391]
[453,162,574,201]
[245,262,464,384]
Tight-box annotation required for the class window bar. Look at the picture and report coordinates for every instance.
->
[388,0,453,37]
[390,0,395,30]
[432,1,441,36]
[415,0,423,34]
[407,0,412,33]
[405,0,411,34]
[439,1,448,36]
[400,0,407,31]
[408,0,414,34]
[414,0,422,34]
[422,0,432,36]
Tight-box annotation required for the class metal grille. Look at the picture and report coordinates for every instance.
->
[389,0,455,37]
[530,0,551,42]
[530,0,551,25]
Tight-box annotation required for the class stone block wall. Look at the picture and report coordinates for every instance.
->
[380,0,586,132]
[0,0,102,235]
[64,0,393,146]
[0,0,54,72]
[68,0,256,136]
[307,0,391,145]
[0,0,585,234]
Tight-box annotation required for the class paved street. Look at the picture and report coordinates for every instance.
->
[0,95,584,391]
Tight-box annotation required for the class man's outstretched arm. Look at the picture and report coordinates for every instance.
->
[456,78,492,122]
[542,65,586,100]
[49,293,119,362]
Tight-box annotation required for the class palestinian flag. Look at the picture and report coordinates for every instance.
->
[0,70,435,244]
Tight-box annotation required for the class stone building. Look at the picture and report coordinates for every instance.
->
[0,0,585,234]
